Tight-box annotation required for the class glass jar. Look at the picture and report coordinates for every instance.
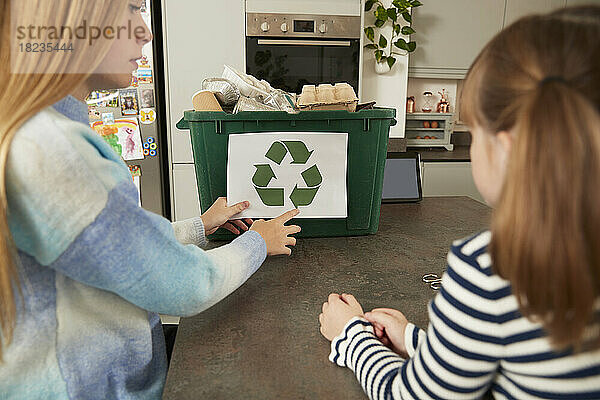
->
[421,91,434,113]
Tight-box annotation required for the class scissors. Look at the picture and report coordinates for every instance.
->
[422,273,442,290]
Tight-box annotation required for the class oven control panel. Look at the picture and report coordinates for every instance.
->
[246,13,361,38]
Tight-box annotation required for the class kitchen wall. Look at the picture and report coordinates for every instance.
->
[406,78,458,116]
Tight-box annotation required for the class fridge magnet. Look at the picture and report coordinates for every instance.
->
[139,108,156,124]
[137,56,153,83]
[90,117,144,160]
[116,118,144,160]
[101,112,115,126]
[119,89,139,116]
[139,88,155,108]
[90,121,121,155]
[137,68,153,84]
[128,164,141,177]
[130,72,139,88]
[142,136,158,157]
[87,90,119,108]
[128,165,142,206]
[88,106,101,121]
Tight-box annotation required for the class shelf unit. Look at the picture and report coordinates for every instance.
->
[405,112,454,151]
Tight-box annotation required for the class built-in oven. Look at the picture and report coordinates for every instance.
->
[246,13,361,94]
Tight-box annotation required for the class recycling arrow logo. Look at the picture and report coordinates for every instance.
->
[252,141,322,208]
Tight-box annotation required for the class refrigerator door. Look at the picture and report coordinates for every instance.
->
[85,0,170,219]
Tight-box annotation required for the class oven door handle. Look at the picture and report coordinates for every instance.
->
[256,39,352,47]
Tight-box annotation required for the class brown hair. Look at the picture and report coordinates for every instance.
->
[0,0,128,361]
[461,6,600,350]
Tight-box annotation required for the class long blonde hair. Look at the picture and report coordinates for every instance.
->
[0,0,128,360]
[462,6,600,350]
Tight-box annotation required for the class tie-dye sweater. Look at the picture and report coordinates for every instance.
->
[0,97,266,399]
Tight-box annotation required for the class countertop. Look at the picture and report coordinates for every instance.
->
[417,145,471,162]
[163,197,491,399]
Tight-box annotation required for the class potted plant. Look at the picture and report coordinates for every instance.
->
[364,0,422,74]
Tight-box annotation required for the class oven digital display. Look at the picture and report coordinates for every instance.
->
[294,20,315,33]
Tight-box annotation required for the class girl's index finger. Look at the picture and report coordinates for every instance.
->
[275,209,299,223]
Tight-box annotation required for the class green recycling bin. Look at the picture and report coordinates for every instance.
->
[176,108,396,239]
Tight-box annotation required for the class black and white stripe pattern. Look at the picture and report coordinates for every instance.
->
[329,231,600,399]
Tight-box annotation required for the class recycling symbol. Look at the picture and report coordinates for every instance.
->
[252,141,322,208]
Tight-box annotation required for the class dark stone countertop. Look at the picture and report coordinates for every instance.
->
[417,145,471,162]
[163,197,491,400]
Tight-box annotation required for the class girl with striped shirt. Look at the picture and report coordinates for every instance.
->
[319,5,600,399]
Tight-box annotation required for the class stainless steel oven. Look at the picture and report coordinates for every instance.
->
[246,13,361,94]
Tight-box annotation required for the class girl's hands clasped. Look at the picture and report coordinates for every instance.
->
[319,294,410,358]
[319,293,364,341]
[200,197,254,235]
[250,209,301,256]
[364,308,409,358]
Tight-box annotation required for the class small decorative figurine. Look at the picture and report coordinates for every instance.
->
[406,96,415,113]
[437,89,450,113]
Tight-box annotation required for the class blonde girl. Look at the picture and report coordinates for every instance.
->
[320,5,600,399]
[0,1,299,398]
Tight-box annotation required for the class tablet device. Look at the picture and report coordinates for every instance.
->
[382,152,422,203]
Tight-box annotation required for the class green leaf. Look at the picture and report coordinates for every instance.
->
[410,0,423,7]
[394,0,411,10]
[387,56,397,69]
[380,55,388,64]
[376,5,388,20]
[394,23,401,35]
[402,11,412,23]
[407,41,417,52]
[365,0,376,12]
[387,7,398,21]
[379,34,388,48]
[374,18,386,28]
[364,43,377,49]
[394,38,409,51]
[364,27,375,42]
[401,26,415,35]
[375,49,384,62]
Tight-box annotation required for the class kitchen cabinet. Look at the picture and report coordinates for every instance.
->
[566,0,600,5]
[172,164,201,221]
[504,0,566,27]
[163,0,245,164]
[408,0,581,79]
[408,0,505,79]
[406,113,454,151]
[421,162,485,204]
[162,0,245,222]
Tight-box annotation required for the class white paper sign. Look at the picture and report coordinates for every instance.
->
[227,132,348,219]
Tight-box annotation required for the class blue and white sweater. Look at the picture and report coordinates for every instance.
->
[0,97,266,399]
[330,231,600,399]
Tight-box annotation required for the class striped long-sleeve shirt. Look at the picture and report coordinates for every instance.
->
[0,98,267,399]
[329,231,600,399]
